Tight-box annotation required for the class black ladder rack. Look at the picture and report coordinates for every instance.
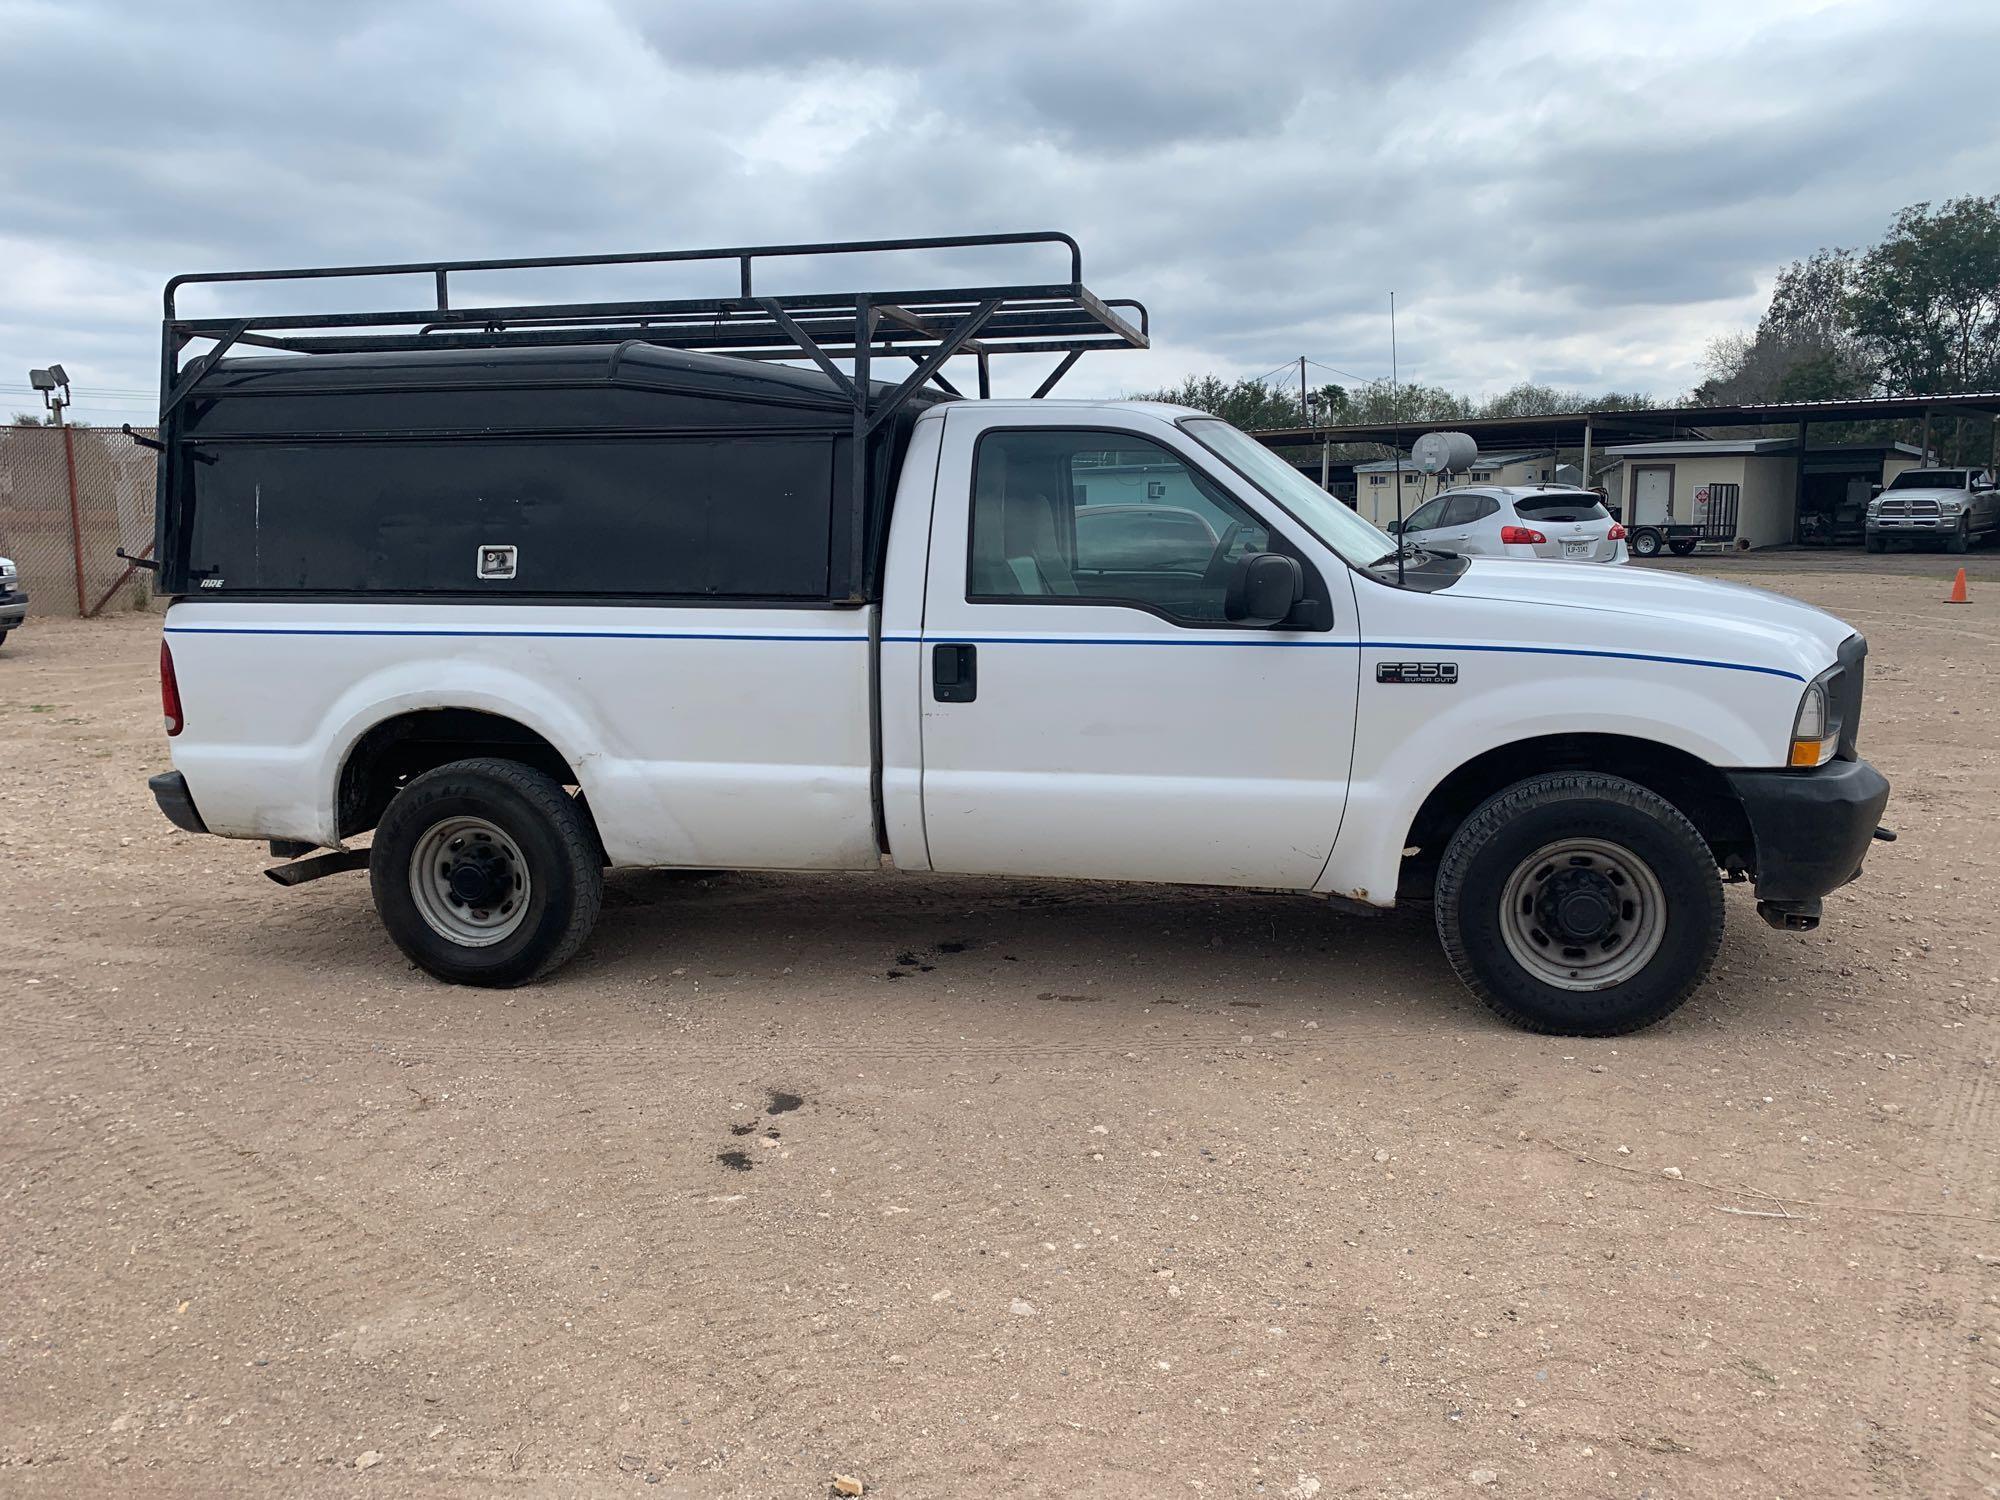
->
[160,231,1146,399]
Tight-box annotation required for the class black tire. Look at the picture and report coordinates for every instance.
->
[370,757,602,986]
[1630,528,1662,558]
[1434,773,1723,1036]
[1864,534,1884,553]
[1948,519,1970,554]
[1667,538,1698,556]
[0,629,9,648]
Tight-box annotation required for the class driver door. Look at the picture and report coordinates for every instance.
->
[915,411,1360,889]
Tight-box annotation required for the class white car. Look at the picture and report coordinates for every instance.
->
[1397,486,1627,564]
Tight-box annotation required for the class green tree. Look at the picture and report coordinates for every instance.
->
[1129,374,1311,429]
[1476,382,1656,417]
[1849,195,2000,395]
[1695,247,1875,405]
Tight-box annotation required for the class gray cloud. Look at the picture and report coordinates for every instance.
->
[3,0,1997,426]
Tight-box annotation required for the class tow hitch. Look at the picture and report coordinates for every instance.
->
[1757,899,1821,932]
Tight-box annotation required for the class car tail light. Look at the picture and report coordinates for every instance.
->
[1500,524,1547,545]
[160,638,184,737]
[1608,523,1627,540]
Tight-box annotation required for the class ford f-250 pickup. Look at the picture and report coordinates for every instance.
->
[141,234,1890,1035]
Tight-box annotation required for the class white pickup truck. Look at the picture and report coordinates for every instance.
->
[143,237,1890,1036]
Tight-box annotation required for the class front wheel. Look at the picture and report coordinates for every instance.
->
[371,757,603,986]
[1864,533,1884,553]
[1434,773,1723,1035]
[1948,519,1970,554]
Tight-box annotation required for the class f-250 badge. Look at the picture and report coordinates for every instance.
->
[1376,661,1458,684]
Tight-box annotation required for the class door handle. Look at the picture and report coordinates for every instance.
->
[932,642,977,703]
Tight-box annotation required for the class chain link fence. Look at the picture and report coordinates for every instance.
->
[0,425,160,617]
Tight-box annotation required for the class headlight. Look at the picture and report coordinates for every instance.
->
[1789,665,1841,767]
[1865,498,1883,513]
[1939,498,1963,514]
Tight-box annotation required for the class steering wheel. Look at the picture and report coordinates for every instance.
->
[1198,520,1246,592]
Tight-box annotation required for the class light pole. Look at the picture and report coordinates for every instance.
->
[31,365,86,610]
[28,365,70,426]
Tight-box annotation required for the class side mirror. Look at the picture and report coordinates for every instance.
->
[1869,483,1883,496]
[1224,552,1304,627]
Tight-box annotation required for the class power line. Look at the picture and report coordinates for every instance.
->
[1303,358,1384,385]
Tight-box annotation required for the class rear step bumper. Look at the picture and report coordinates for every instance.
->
[148,770,209,835]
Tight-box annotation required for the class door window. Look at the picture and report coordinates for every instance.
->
[1440,494,1495,527]
[969,430,1275,624]
[1402,497,1449,532]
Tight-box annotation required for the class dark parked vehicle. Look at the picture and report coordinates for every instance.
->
[0,552,26,647]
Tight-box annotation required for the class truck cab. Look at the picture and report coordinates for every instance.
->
[144,236,1891,1036]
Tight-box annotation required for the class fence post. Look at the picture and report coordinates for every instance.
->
[62,422,87,615]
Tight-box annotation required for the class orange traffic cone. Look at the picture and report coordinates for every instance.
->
[1945,567,1969,605]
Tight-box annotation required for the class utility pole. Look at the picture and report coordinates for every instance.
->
[1299,355,1309,426]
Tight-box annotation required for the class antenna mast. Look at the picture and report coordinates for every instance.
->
[1391,292,1404,586]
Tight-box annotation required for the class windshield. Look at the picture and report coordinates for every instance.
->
[1890,469,1969,490]
[1516,493,1609,522]
[1179,417,1394,568]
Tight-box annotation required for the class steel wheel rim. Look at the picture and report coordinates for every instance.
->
[1497,836,1666,992]
[408,816,532,947]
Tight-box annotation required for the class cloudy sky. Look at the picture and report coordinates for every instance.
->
[4,0,1997,425]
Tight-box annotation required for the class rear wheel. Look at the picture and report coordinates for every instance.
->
[1630,528,1662,558]
[371,757,602,986]
[1434,773,1723,1035]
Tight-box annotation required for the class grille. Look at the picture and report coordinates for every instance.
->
[1877,498,1940,517]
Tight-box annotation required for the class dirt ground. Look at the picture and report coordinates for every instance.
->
[2,562,1995,1499]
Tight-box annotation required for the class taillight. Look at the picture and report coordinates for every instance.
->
[1500,524,1547,545]
[160,638,184,737]
[1608,523,1627,540]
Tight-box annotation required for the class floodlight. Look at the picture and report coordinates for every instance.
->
[28,368,55,391]
[47,363,68,387]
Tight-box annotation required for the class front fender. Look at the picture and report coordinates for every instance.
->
[1318,658,1795,906]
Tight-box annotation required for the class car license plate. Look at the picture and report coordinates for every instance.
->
[1562,540,1591,558]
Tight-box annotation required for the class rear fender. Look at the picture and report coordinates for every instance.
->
[314,663,601,848]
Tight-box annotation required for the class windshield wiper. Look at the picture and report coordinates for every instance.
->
[1368,541,1457,569]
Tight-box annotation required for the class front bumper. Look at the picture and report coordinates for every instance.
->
[1867,519,1955,538]
[149,770,210,835]
[1726,758,1890,905]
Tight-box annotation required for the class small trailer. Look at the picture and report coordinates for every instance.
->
[1623,481,1740,558]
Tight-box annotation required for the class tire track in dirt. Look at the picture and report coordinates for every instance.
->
[4,1001,1416,1071]
[4,1020,785,1470]
[1857,1062,1996,1498]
